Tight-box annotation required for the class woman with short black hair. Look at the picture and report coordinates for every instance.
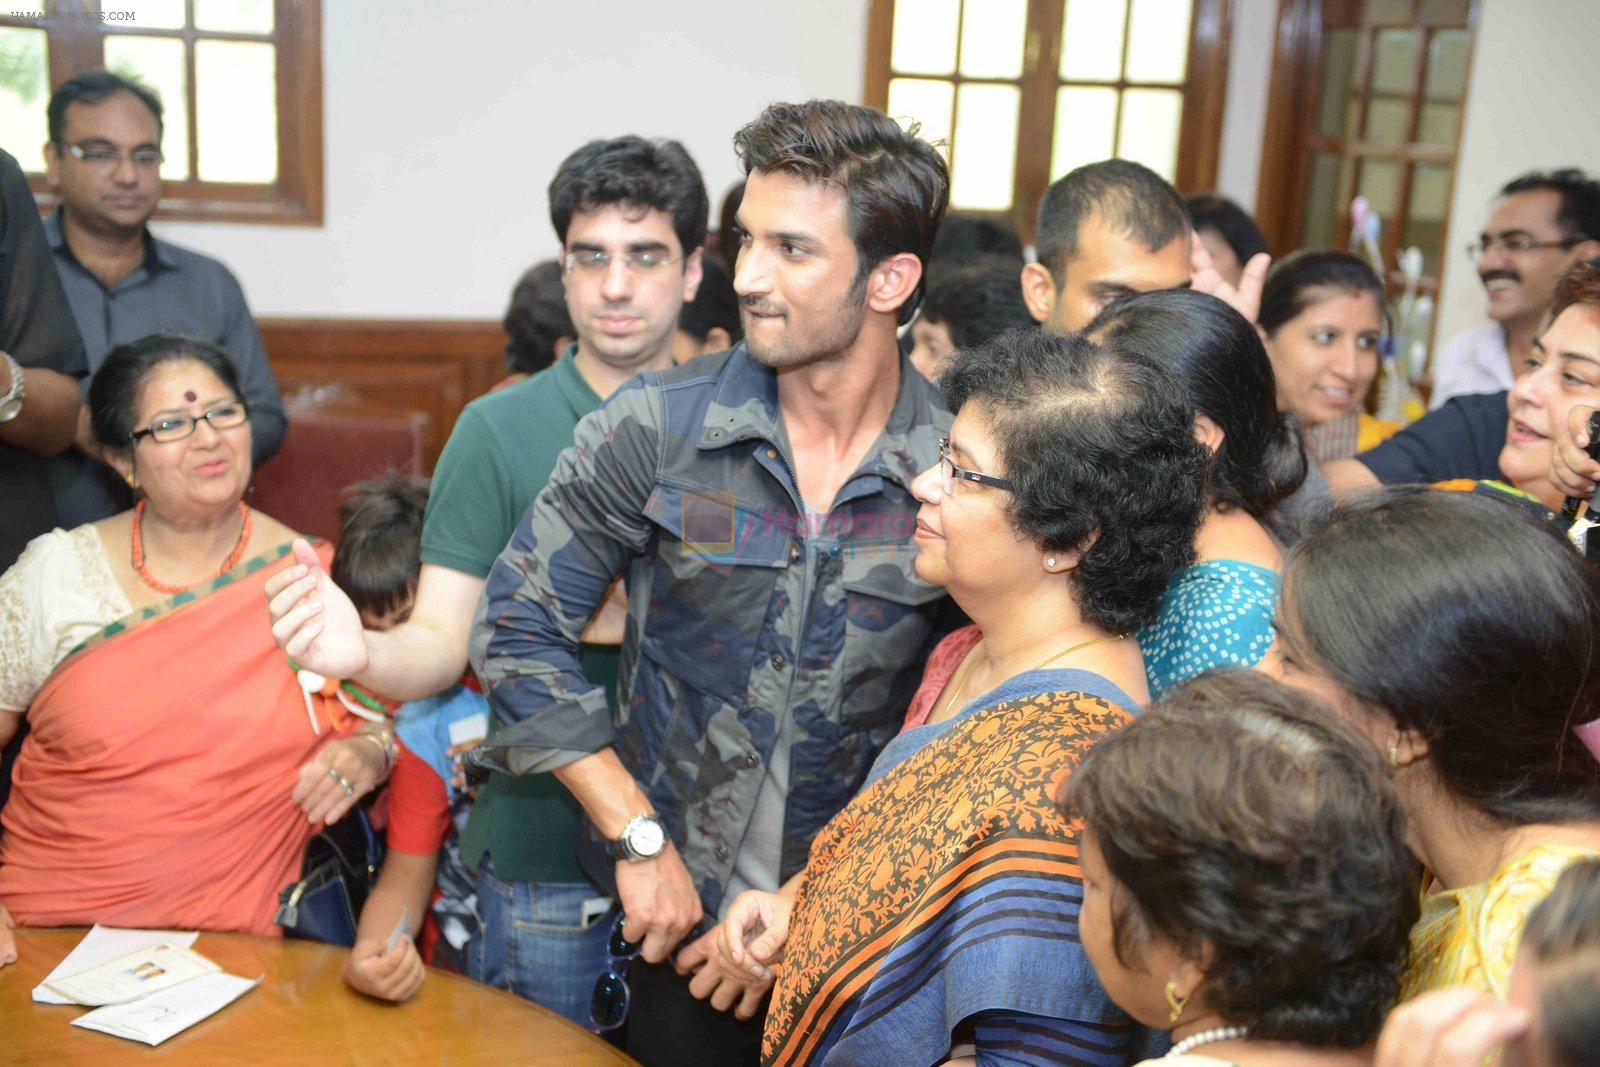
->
[1269,487,1600,999]
[1061,668,1418,1065]
[1088,289,1305,697]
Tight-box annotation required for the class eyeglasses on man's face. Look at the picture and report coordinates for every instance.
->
[131,401,249,445]
[1466,233,1583,261]
[63,141,164,171]
[563,249,679,276]
[937,436,1014,496]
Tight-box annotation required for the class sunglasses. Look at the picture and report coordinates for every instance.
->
[590,913,643,1031]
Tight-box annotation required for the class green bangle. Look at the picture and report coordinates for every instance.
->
[339,680,389,714]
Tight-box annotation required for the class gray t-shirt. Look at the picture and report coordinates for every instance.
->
[720,504,822,914]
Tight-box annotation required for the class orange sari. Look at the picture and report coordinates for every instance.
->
[0,541,346,936]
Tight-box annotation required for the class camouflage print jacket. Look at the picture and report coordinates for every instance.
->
[468,344,960,915]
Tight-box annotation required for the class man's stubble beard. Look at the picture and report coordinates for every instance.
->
[745,294,868,371]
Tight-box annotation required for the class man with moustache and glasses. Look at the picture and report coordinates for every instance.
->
[1431,169,1600,408]
[461,100,959,1065]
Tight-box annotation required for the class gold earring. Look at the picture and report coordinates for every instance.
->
[125,472,139,491]
[1387,743,1399,767]
[1164,979,1188,1024]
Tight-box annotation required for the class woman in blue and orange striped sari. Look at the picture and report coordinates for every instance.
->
[710,330,1208,1065]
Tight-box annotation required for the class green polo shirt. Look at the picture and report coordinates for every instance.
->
[423,350,619,884]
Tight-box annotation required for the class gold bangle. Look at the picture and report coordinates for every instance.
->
[354,729,396,777]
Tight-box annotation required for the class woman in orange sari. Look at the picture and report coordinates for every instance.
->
[0,335,391,966]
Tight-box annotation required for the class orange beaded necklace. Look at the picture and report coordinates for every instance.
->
[131,498,252,594]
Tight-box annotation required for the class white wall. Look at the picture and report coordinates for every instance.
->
[1434,0,1600,349]
[154,0,869,318]
[1213,0,1276,210]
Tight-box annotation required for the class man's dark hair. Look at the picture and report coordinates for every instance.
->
[714,181,745,271]
[548,136,709,258]
[678,255,742,347]
[923,255,1033,351]
[1034,159,1190,282]
[734,99,950,325]
[1281,488,1600,827]
[932,213,1024,265]
[1184,192,1271,264]
[1500,168,1600,243]
[502,259,572,376]
[1259,249,1391,337]
[1088,289,1307,520]
[48,69,164,144]
[1060,669,1418,1048]
[89,334,240,449]
[332,472,430,621]
[939,327,1206,633]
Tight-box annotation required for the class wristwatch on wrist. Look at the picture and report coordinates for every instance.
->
[606,814,668,861]
[0,352,25,424]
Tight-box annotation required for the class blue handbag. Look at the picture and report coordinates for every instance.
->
[273,806,384,946]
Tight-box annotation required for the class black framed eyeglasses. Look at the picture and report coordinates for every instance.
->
[129,401,249,445]
[590,913,643,1032]
[938,436,1013,495]
[1465,235,1583,261]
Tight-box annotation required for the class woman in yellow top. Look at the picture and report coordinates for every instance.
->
[1258,250,1402,463]
[1265,487,1600,998]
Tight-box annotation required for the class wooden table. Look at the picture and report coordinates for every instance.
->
[2,928,636,1064]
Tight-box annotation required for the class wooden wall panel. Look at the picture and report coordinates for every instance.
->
[259,318,505,472]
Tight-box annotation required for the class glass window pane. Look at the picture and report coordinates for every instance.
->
[1300,151,1349,250]
[1367,0,1416,22]
[1404,163,1452,276]
[1362,97,1411,143]
[959,0,1026,79]
[1125,0,1192,84]
[123,0,188,29]
[195,0,275,34]
[1357,158,1403,219]
[0,27,49,173]
[1051,86,1118,179]
[1315,29,1360,139]
[1417,101,1459,146]
[1424,29,1470,100]
[195,40,277,183]
[1371,29,1419,95]
[1419,0,1470,25]
[1060,0,1127,82]
[892,0,960,75]
[104,35,190,180]
[887,78,955,164]
[949,84,1021,211]
[1117,88,1182,182]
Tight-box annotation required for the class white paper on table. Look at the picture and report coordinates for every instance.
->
[43,941,219,1006]
[71,972,259,1046]
[32,925,200,1005]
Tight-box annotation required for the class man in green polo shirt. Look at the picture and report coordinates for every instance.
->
[267,135,707,1024]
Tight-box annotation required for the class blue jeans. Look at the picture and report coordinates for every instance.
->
[466,858,615,1028]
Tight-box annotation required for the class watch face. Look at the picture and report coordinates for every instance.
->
[629,818,666,857]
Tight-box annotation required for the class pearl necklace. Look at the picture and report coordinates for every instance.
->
[1167,1025,1249,1057]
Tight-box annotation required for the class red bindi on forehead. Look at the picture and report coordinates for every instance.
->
[184,390,196,402]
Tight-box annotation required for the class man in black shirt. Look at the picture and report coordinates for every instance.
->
[1323,392,1511,496]
[0,147,90,573]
